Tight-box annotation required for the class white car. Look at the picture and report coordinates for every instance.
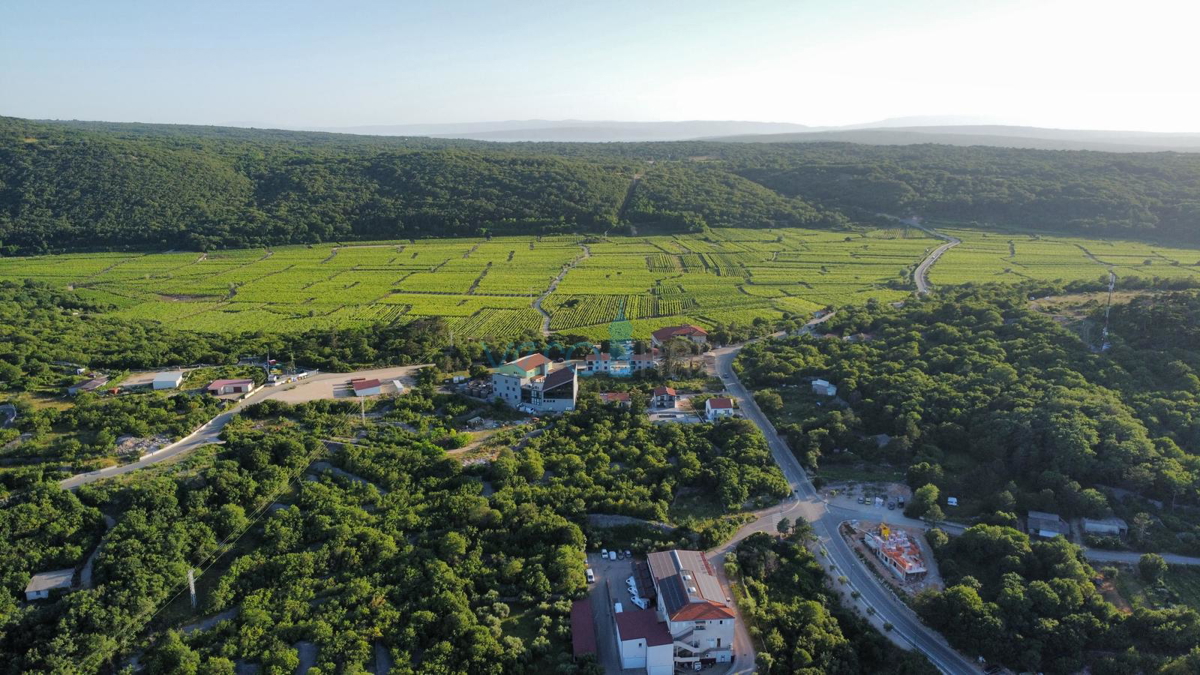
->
[601,549,608,558]
[586,568,596,584]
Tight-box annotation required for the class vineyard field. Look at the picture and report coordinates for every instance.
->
[2,226,1196,339]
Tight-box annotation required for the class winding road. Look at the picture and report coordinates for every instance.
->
[708,325,983,674]
[907,219,961,294]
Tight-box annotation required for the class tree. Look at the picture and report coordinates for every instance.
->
[1130,512,1153,544]
[1139,553,1168,584]
[777,517,791,536]
[905,484,939,519]
[923,504,945,528]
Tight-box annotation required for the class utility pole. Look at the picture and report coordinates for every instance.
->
[360,398,366,427]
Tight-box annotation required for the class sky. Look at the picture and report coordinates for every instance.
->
[2,0,1198,132]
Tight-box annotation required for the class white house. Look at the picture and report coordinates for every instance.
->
[704,397,735,421]
[645,549,736,668]
[206,379,255,396]
[153,371,185,390]
[615,609,674,675]
[811,378,837,396]
[24,569,74,601]
[652,386,678,408]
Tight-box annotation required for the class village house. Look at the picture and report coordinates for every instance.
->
[650,324,708,348]
[704,397,735,421]
[631,351,660,373]
[652,386,678,408]
[491,354,578,412]
[24,569,74,601]
[1027,510,1070,539]
[598,392,632,408]
[206,379,256,396]
[614,608,674,674]
[644,549,736,668]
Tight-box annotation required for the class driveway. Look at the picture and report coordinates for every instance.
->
[586,551,631,673]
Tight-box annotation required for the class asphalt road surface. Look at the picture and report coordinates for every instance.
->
[710,326,982,675]
[59,365,427,490]
[909,220,961,294]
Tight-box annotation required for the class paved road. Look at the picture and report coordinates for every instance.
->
[59,365,427,490]
[709,328,982,675]
[907,219,961,294]
[1080,548,1200,566]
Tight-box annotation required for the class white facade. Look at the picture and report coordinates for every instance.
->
[618,639,672,674]
[153,372,185,390]
[705,399,735,421]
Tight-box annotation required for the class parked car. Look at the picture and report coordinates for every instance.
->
[625,550,632,559]
[857,496,865,504]
[609,550,617,561]
[897,498,906,508]
[586,568,595,584]
[626,576,636,586]
[617,551,625,560]
[601,548,608,558]
[887,501,896,510]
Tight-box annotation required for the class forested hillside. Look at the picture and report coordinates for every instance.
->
[5,117,1200,253]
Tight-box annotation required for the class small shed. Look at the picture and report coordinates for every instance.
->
[67,375,108,396]
[207,379,255,396]
[352,378,382,397]
[153,372,185,390]
[811,379,837,396]
[1027,510,1069,538]
[25,569,74,601]
[1083,517,1129,538]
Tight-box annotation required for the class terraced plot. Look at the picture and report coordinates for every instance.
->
[19,225,1194,339]
[930,227,1200,287]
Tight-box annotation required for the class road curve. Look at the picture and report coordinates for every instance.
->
[908,219,960,294]
[59,365,428,490]
[708,324,981,675]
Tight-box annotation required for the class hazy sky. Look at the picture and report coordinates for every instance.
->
[2,0,1197,131]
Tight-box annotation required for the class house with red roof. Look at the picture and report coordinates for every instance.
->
[598,392,631,408]
[645,549,736,667]
[491,353,577,412]
[704,397,735,421]
[650,324,708,348]
[614,608,674,674]
[652,386,677,408]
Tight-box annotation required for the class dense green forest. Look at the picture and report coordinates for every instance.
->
[6,116,1200,253]
[0,381,793,672]
[734,532,936,674]
[736,285,1200,553]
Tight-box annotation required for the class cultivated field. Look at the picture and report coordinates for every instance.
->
[6,225,1200,339]
[0,228,929,338]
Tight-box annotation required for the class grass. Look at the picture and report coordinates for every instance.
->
[1114,565,1200,613]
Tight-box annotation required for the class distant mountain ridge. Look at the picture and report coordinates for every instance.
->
[308,120,812,143]
[709,125,1200,153]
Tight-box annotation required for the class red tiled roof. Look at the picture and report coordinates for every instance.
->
[706,397,734,409]
[599,392,631,402]
[352,379,381,391]
[512,353,551,371]
[652,324,708,342]
[585,353,612,361]
[670,600,736,622]
[615,608,673,647]
[571,599,597,658]
[653,386,676,396]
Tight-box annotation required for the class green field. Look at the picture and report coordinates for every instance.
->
[0,228,929,338]
[5,225,1200,339]
[931,226,1200,287]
